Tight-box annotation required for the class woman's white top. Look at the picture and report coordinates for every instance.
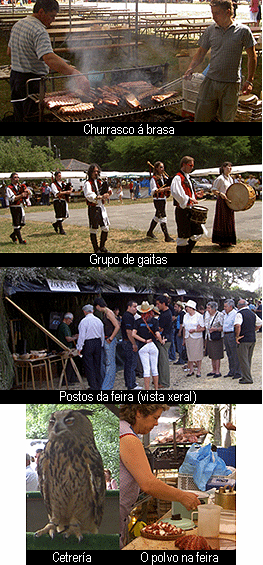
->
[183,312,204,339]
[212,174,233,195]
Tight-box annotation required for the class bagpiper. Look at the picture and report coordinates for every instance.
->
[50,170,72,235]
[83,164,112,253]
[6,172,30,245]
[146,161,174,242]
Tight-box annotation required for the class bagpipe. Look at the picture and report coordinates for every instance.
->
[14,183,31,206]
[52,175,73,203]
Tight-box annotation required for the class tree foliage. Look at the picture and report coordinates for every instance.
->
[0,136,259,173]
[0,137,61,173]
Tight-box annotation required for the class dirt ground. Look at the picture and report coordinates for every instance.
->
[16,334,261,391]
[114,333,262,391]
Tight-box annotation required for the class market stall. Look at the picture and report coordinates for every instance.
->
[120,405,236,551]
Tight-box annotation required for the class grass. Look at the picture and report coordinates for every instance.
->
[0,215,261,253]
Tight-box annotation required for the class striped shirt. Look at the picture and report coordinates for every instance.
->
[199,23,256,83]
[8,16,53,75]
[120,420,140,548]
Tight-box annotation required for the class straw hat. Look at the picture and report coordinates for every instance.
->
[185,300,197,310]
[137,301,154,314]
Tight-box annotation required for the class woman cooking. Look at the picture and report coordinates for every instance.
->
[120,405,200,548]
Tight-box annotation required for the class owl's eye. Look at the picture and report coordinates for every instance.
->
[65,417,75,425]
[49,418,55,426]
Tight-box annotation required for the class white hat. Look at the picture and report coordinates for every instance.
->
[137,301,154,314]
[185,300,197,310]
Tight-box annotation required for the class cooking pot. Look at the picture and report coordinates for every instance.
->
[172,490,209,521]
[215,488,236,511]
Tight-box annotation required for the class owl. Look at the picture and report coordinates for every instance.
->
[35,409,105,541]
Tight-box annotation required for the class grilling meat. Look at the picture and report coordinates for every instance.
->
[58,102,94,114]
[96,87,120,105]
[152,91,177,102]
[117,81,151,90]
[125,93,141,108]
[44,93,82,109]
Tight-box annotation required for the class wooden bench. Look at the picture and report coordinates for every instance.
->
[54,41,143,54]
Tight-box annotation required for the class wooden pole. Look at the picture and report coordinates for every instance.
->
[5,296,70,351]
[5,296,85,389]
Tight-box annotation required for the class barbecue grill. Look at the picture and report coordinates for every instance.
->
[24,65,184,122]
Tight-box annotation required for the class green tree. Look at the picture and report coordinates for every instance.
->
[26,404,120,482]
[0,137,60,173]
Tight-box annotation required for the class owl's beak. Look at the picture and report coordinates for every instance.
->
[53,422,67,435]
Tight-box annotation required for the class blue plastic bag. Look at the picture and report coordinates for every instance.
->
[179,443,231,491]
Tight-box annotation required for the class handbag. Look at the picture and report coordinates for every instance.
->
[210,312,221,341]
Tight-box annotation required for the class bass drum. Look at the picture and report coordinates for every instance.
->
[226,183,256,211]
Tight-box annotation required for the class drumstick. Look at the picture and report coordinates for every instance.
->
[214,190,231,203]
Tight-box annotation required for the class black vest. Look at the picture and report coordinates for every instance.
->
[240,308,256,342]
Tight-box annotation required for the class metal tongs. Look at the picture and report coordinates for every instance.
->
[159,76,185,92]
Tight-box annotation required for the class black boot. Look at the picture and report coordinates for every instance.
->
[15,228,26,245]
[187,239,197,253]
[161,223,174,242]
[100,231,109,253]
[58,220,66,235]
[146,219,158,239]
[90,233,100,253]
[10,231,17,243]
[52,221,59,233]
[177,246,188,253]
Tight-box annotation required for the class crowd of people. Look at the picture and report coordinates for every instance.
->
[57,295,262,390]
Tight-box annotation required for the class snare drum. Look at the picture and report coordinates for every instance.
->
[190,205,208,224]
[226,183,256,211]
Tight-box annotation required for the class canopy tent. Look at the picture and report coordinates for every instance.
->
[191,164,262,176]
[3,278,140,296]
[0,170,150,181]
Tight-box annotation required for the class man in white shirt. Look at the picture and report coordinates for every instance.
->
[77,305,105,389]
[171,156,202,254]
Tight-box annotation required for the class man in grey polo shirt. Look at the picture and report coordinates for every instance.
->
[184,0,257,122]
[8,0,90,121]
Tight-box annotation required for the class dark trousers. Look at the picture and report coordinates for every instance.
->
[122,341,137,389]
[10,70,43,122]
[82,338,102,389]
[236,341,255,383]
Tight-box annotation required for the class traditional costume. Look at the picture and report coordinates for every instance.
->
[146,174,174,242]
[212,174,236,247]
[50,179,70,235]
[171,171,203,253]
[84,177,110,253]
[6,182,27,244]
